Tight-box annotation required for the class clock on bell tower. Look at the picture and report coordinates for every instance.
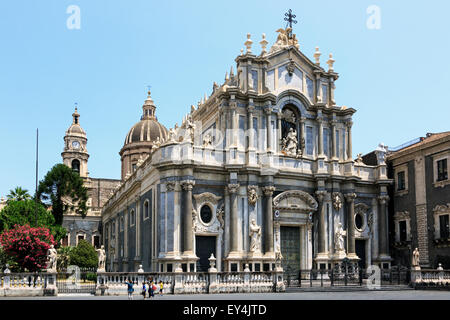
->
[61,106,89,177]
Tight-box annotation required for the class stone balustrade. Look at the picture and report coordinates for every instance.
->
[411,265,450,288]
[1,272,57,297]
[96,270,283,296]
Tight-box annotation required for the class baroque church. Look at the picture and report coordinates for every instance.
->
[98,25,393,274]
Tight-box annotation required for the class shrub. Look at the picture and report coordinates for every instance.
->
[69,239,98,269]
[0,224,55,272]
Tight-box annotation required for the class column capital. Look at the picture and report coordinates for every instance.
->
[330,119,337,126]
[378,195,390,204]
[344,193,357,202]
[346,120,353,128]
[264,107,273,115]
[227,183,240,194]
[315,190,328,202]
[262,186,276,196]
[300,116,307,123]
[247,105,255,113]
[181,180,195,191]
[166,181,176,192]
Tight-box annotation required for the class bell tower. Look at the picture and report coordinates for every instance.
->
[61,106,89,177]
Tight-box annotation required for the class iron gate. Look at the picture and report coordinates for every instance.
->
[57,267,97,294]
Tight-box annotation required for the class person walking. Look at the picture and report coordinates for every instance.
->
[141,281,147,299]
[125,279,134,300]
[147,277,154,299]
[159,280,164,296]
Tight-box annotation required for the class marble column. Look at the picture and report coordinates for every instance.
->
[300,117,306,154]
[346,120,353,160]
[277,111,282,152]
[317,116,324,156]
[262,186,276,255]
[345,193,357,257]
[265,107,273,152]
[378,195,390,256]
[181,180,195,256]
[247,105,255,150]
[315,191,328,254]
[228,183,240,254]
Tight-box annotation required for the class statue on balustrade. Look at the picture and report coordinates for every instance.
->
[46,244,58,272]
[412,248,420,268]
[97,245,106,272]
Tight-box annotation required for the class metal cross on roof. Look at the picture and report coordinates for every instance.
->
[284,9,297,29]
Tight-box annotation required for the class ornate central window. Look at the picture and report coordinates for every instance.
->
[200,205,213,224]
[280,105,304,157]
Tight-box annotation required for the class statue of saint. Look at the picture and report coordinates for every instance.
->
[282,128,298,156]
[186,115,196,142]
[334,223,346,253]
[202,133,212,147]
[46,244,58,272]
[249,219,261,253]
[96,245,106,271]
[412,248,420,267]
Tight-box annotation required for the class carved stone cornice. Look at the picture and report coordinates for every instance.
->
[227,183,240,194]
[181,180,195,191]
[433,203,450,214]
[344,193,357,202]
[355,203,370,215]
[262,186,276,197]
[394,211,410,221]
[273,190,318,211]
[193,192,222,205]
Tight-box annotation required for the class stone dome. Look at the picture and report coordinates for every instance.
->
[119,90,168,180]
[66,108,86,137]
[124,118,167,145]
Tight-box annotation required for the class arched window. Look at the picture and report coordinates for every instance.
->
[200,205,213,224]
[71,159,80,173]
[144,200,150,219]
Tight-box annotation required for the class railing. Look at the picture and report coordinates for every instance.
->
[411,267,450,288]
[96,270,283,295]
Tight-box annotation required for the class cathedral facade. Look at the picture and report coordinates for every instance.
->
[101,27,393,274]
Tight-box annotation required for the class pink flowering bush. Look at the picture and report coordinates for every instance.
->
[0,224,56,272]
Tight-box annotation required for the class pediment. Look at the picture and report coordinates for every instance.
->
[273,190,318,212]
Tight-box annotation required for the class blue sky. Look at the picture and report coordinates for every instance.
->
[0,0,449,197]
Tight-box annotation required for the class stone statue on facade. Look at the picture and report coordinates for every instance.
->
[167,128,176,143]
[281,128,298,157]
[247,186,258,206]
[96,245,106,272]
[334,223,346,254]
[202,133,212,148]
[153,136,161,150]
[186,115,195,142]
[412,248,420,268]
[270,27,299,53]
[356,153,364,164]
[249,219,262,253]
[46,244,57,272]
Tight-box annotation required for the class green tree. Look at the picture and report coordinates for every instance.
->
[37,164,88,225]
[6,186,31,202]
[0,199,67,243]
[57,246,73,271]
[69,239,98,269]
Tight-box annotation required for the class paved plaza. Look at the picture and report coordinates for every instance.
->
[1,290,450,300]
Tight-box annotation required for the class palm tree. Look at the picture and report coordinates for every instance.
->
[6,187,31,202]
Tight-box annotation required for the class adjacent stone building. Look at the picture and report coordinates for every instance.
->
[60,108,121,248]
[386,132,450,268]
[101,27,393,274]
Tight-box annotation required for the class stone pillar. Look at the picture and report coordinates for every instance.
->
[346,120,353,160]
[378,195,390,257]
[135,196,141,263]
[277,111,282,152]
[345,193,357,258]
[247,105,255,150]
[181,180,195,256]
[262,186,275,255]
[265,107,273,152]
[318,116,324,156]
[300,117,306,154]
[228,183,240,254]
[315,191,328,254]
